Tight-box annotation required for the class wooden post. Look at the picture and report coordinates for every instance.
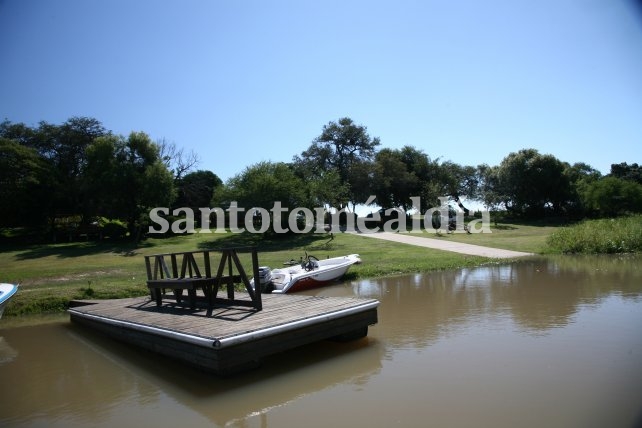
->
[144,256,152,280]
[203,251,211,277]
[251,248,262,311]
[170,254,178,278]
[227,250,234,300]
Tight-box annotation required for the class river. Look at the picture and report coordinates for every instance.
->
[1,255,641,428]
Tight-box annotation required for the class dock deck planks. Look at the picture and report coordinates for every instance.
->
[69,292,379,375]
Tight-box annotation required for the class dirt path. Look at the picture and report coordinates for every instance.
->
[355,231,535,259]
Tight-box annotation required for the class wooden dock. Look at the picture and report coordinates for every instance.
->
[68,292,379,376]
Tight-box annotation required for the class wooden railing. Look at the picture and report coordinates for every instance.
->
[144,247,262,311]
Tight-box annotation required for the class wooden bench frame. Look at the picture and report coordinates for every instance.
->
[144,247,262,311]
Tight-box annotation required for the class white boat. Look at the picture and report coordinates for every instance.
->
[257,254,361,294]
[0,283,18,319]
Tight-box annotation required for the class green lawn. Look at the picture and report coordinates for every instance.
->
[1,220,567,316]
[0,230,497,316]
[4,216,641,317]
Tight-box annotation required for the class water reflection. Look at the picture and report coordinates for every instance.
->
[0,255,641,427]
[0,336,17,364]
[0,318,385,427]
[334,255,642,345]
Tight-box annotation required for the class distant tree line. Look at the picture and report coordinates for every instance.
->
[216,117,642,222]
[1,116,641,242]
[0,117,220,241]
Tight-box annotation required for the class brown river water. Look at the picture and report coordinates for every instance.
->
[1,255,641,428]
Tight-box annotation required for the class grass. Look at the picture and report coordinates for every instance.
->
[4,216,638,317]
[546,215,642,254]
[0,231,492,316]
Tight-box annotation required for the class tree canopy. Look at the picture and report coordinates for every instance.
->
[1,115,639,243]
[293,117,380,209]
[0,118,180,241]
[175,170,223,212]
[84,132,176,237]
[485,149,571,217]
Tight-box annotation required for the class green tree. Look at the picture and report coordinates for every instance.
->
[215,161,305,208]
[371,147,421,210]
[477,163,504,211]
[35,117,108,221]
[175,170,222,212]
[493,149,571,217]
[294,117,380,210]
[370,146,478,212]
[290,164,350,213]
[563,162,602,217]
[213,161,308,232]
[0,120,38,146]
[609,162,642,184]
[582,176,642,216]
[0,138,51,226]
[0,117,108,230]
[296,169,352,229]
[85,132,176,238]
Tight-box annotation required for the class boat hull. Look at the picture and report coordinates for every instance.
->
[269,254,361,294]
[0,283,18,319]
[283,265,353,293]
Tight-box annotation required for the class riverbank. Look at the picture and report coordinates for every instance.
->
[0,221,554,316]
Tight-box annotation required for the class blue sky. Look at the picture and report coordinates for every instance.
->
[1,0,641,184]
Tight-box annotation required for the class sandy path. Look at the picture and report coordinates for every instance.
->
[355,231,534,259]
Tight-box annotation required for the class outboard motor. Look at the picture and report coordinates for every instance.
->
[256,266,273,293]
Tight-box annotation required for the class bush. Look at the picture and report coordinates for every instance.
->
[582,177,642,216]
[98,217,128,239]
[547,216,642,253]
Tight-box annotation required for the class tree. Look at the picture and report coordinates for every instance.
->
[563,162,602,217]
[36,117,108,220]
[609,162,642,184]
[291,163,350,213]
[85,132,176,238]
[582,176,642,216]
[371,147,422,210]
[157,138,200,180]
[0,138,51,226]
[477,163,502,210]
[290,148,352,212]
[212,161,308,232]
[0,117,108,229]
[0,120,38,146]
[175,170,222,212]
[492,149,571,217]
[294,117,380,210]
[370,146,478,212]
[215,161,305,208]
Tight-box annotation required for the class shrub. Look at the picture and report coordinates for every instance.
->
[98,217,128,239]
[547,216,642,253]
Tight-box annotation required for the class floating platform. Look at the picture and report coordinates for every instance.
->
[68,292,379,376]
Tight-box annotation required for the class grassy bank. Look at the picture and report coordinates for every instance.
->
[1,231,493,316]
[546,215,642,254]
[7,217,628,317]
